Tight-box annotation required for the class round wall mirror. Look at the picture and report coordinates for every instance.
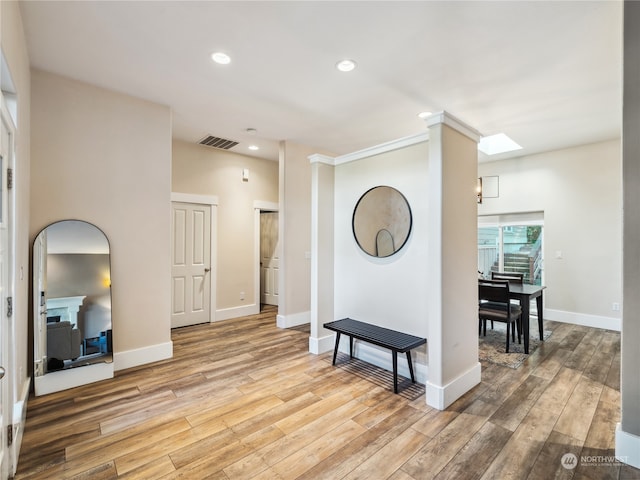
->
[33,220,113,385]
[352,185,412,257]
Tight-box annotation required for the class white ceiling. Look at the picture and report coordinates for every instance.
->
[19,1,623,163]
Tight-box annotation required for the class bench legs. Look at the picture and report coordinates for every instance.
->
[393,351,417,394]
[332,333,417,394]
[331,332,353,365]
[406,351,416,383]
[332,332,341,365]
[392,352,398,393]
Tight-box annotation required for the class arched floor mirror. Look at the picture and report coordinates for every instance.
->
[33,220,114,396]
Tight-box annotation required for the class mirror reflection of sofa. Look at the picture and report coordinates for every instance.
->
[47,321,81,361]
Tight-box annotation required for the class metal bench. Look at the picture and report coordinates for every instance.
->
[323,318,427,393]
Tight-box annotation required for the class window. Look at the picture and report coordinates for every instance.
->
[478,213,544,285]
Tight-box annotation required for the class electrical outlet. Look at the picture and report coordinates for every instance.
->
[612,302,621,311]
[240,291,245,301]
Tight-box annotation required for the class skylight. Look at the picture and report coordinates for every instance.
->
[478,133,522,156]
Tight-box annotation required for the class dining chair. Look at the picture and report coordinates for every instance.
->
[478,279,523,353]
[491,271,524,284]
[489,271,524,330]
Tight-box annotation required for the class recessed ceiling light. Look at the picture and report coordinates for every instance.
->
[478,133,522,155]
[246,128,257,135]
[248,145,259,151]
[417,111,432,119]
[211,52,231,65]
[336,59,357,72]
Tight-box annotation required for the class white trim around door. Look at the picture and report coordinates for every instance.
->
[171,193,218,322]
[254,201,279,313]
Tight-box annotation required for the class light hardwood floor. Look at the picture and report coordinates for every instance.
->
[15,306,640,479]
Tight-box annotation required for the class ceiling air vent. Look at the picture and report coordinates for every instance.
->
[198,135,239,150]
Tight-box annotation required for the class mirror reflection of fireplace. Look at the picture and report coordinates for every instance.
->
[33,220,114,395]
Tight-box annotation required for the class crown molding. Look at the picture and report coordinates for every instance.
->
[424,111,482,143]
[334,132,429,165]
[308,154,336,165]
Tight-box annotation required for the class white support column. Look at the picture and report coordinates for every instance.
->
[309,154,336,354]
[424,111,482,410]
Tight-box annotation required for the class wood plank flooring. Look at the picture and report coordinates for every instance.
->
[15,306,640,479]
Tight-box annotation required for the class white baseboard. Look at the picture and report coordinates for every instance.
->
[426,362,481,410]
[309,334,334,354]
[545,308,621,332]
[334,336,428,385]
[34,362,114,396]
[216,303,260,321]
[277,310,310,328]
[616,423,640,469]
[113,341,173,371]
[10,378,30,476]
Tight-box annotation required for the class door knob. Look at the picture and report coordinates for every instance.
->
[0,366,5,379]
[204,268,210,273]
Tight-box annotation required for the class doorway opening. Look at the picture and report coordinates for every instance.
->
[478,212,544,286]
[259,210,279,312]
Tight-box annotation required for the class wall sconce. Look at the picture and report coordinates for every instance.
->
[477,177,483,204]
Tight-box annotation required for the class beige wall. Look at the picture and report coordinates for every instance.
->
[323,141,429,380]
[436,124,480,388]
[310,159,334,343]
[172,140,278,314]
[2,0,32,409]
[278,141,315,324]
[334,142,430,341]
[30,70,172,366]
[318,117,481,410]
[479,139,622,327]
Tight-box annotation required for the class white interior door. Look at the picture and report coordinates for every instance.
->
[171,202,211,328]
[260,212,279,306]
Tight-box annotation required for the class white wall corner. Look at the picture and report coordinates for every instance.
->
[616,423,640,469]
[309,334,335,355]
[426,362,481,410]
[277,310,310,328]
[424,111,481,143]
[545,308,621,332]
[113,341,173,371]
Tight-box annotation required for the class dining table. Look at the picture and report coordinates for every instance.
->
[507,283,546,354]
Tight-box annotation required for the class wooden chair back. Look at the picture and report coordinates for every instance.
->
[478,279,511,306]
[491,271,524,284]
